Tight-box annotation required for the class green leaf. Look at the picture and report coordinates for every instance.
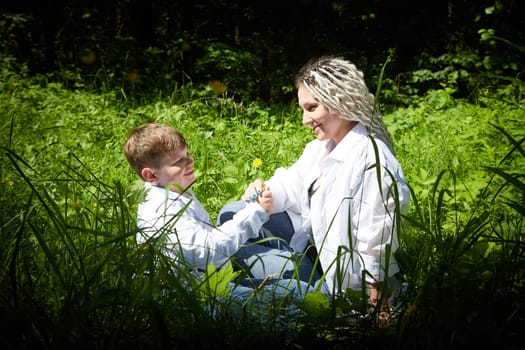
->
[201,261,240,301]
[302,290,330,318]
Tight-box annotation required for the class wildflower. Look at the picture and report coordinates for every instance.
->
[208,80,228,94]
[79,49,96,65]
[69,201,82,211]
[405,304,417,314]
[252,158,263,169]
[8,180,14,187]
[128,71,140,83]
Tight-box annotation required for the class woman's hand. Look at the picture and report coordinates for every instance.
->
[257,188,274,215]
[242,179,266,202]
[242,179,273,214]
[368,282,393,324]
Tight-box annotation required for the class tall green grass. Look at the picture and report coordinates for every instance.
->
[0,146,306,348]
[1,66,524,348]
[395,125,524,349]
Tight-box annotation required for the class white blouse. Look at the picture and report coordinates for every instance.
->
[137,182,268,269]
[266,123,410,293]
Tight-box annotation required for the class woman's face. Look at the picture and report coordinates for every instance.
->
[298,84,355,144]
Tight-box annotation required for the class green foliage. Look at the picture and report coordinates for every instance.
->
[196,261,240,305]
[377,50,489,109]
[0,146,208,348]
[0,63,524,348]
[1,0,524,108]
[194,41,260,102]
[302,291,330,319]
[396,128,524,349]
[386,84,524,213]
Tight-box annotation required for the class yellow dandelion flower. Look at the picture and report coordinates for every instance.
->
[127,71,140,82]
[208,80,228,94]
[252,158,263,169]
[79,49,96,65]
[405,304,417,314]
[69,201,82,211]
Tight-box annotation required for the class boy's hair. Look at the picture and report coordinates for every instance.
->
[124,123,187,179]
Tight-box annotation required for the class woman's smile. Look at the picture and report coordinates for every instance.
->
[298,84,356,144]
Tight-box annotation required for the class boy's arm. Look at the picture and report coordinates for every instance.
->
[170,202,268,269]
[138,184,272,270]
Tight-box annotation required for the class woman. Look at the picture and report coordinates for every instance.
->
[222,56,409,301]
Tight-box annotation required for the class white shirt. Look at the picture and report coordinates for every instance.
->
[137,182,269,269]
[267,123,410,293]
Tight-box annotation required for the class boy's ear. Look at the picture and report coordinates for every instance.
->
[141,167,158,184]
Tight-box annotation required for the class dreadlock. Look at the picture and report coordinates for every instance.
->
[295,56,394,152]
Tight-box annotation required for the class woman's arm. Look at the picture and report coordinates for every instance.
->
[351,142,409,284]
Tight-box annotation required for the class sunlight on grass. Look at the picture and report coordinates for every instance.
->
[0,67,524,348]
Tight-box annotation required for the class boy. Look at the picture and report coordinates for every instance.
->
[124,123,314,328]
[123,123,275,270]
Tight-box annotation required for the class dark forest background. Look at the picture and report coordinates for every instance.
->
[2,0,524,104]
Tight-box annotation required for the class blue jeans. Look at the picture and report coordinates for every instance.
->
[218,201,320,285]
[226,278,313,330]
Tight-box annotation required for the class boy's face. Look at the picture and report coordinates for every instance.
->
[150,147,195,192]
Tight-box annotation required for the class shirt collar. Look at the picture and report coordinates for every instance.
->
[327,123,369,161]
[144,182,194,201]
